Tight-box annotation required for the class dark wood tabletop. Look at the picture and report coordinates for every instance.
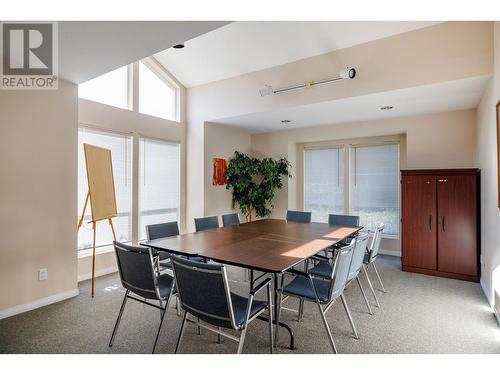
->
[142,219,361,273]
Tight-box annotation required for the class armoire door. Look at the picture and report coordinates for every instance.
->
[402,175,437,270]
[437,175,477,276]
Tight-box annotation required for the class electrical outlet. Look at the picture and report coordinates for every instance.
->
[38,268,48,281]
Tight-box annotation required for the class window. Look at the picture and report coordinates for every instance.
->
[138,138,180,240]
[304,148,344,223]
[349,143,400,236]
[78,66,130,109]
[303,140,400,237]
[77,128,132,250]
[139,61,178,121]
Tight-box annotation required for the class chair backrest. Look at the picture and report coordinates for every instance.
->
[113,241,159,300]
[328,239,355,301]
[367,223,385,262]
[347,232,370,281]
[328,214,360,227]
[221,213,240,227]
[171,255,237,329]
[286,210,312,223]
[146,221,179,240]
[194,216,219,232]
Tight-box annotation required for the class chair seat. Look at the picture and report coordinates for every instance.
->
[158,251,171,261]
[158,273,175,299]
[283,276,330,302]
[230,292,268,328]
[309,261,333,279]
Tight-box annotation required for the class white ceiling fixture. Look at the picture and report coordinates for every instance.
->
[58,21,229,83]
[154,21,441,88]
[212,75,491,134]
[259,67,356,97]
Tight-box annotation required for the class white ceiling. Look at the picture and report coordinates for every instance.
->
[212,75,491,134]
[155,21,440,88]
[58,21,229,83]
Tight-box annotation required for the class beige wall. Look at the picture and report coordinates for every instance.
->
[476,22,500,306]
[187,22,493,231]
[250,109,478,253]
[203,123,252,220]
[0,80,79,315]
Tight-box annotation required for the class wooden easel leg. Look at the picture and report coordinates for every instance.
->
[91,221,96,298]
[77,192,90,229]
[108,218,117,242]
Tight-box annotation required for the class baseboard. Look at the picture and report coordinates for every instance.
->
[78,266,118,282]
[480,277,493,307]
[0,288,79,320]
[379,249,401,257]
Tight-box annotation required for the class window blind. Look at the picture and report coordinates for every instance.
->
[304,147,344,223]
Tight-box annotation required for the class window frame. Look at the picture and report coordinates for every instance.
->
[77,125,182,253]
[300,136,404,239]
[78,58,180,123]
[138,57,180,122]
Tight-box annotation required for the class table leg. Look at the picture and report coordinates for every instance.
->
[255,272,295,350]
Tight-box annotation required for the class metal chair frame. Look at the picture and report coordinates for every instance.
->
[109,242,175,354]
[275,241,356,353]
[362,223,387,308]
[171,257,274,354]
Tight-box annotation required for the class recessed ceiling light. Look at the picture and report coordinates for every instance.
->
[173,43,185,49]
[281,120,292,124]
[380,106,394,110]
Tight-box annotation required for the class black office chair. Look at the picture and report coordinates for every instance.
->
[146,221,180,269]
[329,214,360,246]
[146,221,205,266]
[221,213,240,227]
[286,210,312,223]
[109,241,175,354]
[194,216,219,232]
[171,256,274,354]
[275,239,356,353]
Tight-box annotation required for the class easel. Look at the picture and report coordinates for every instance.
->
[77,143,118,298]
[77,192,116,298]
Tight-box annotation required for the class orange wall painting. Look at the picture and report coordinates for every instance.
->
[212,158,228,185]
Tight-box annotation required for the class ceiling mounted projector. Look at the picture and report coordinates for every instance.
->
[259,67,357,97]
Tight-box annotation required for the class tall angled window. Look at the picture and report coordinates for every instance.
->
[349,143,400,236]
[78,66,130,109]
[139,61,178,121]
[77,128,132,250]
[139,138,180,240]
[304,147,344,223]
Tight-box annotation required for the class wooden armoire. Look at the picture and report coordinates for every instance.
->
[401,169,480,282]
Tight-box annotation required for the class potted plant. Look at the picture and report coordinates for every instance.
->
[225,151,291,222]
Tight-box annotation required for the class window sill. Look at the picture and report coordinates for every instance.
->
[78,245,115,259]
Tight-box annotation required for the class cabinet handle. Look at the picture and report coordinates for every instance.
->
[429,215,432,230]
[442,216,445,231]
[438,179,447,183]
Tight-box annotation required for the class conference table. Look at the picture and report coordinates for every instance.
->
[142,218,361,350]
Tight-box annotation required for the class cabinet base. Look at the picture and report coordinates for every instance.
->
[402,265,478,282]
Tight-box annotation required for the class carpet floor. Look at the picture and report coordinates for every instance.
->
[1,255,499,354]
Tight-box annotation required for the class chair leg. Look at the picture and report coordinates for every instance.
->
[175,311,188,354]
[363,264,380,308]
[176,296,181,317]
[237,326,248,354]
[372,262,387,293]
[108,290,129,347]
[217,327,222,344]
[356,276,373,315]
[315,300,337,354]
[197,317,202,335]
[340,294,359,340]
[152,295,171,354]
[159,300,164,319]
